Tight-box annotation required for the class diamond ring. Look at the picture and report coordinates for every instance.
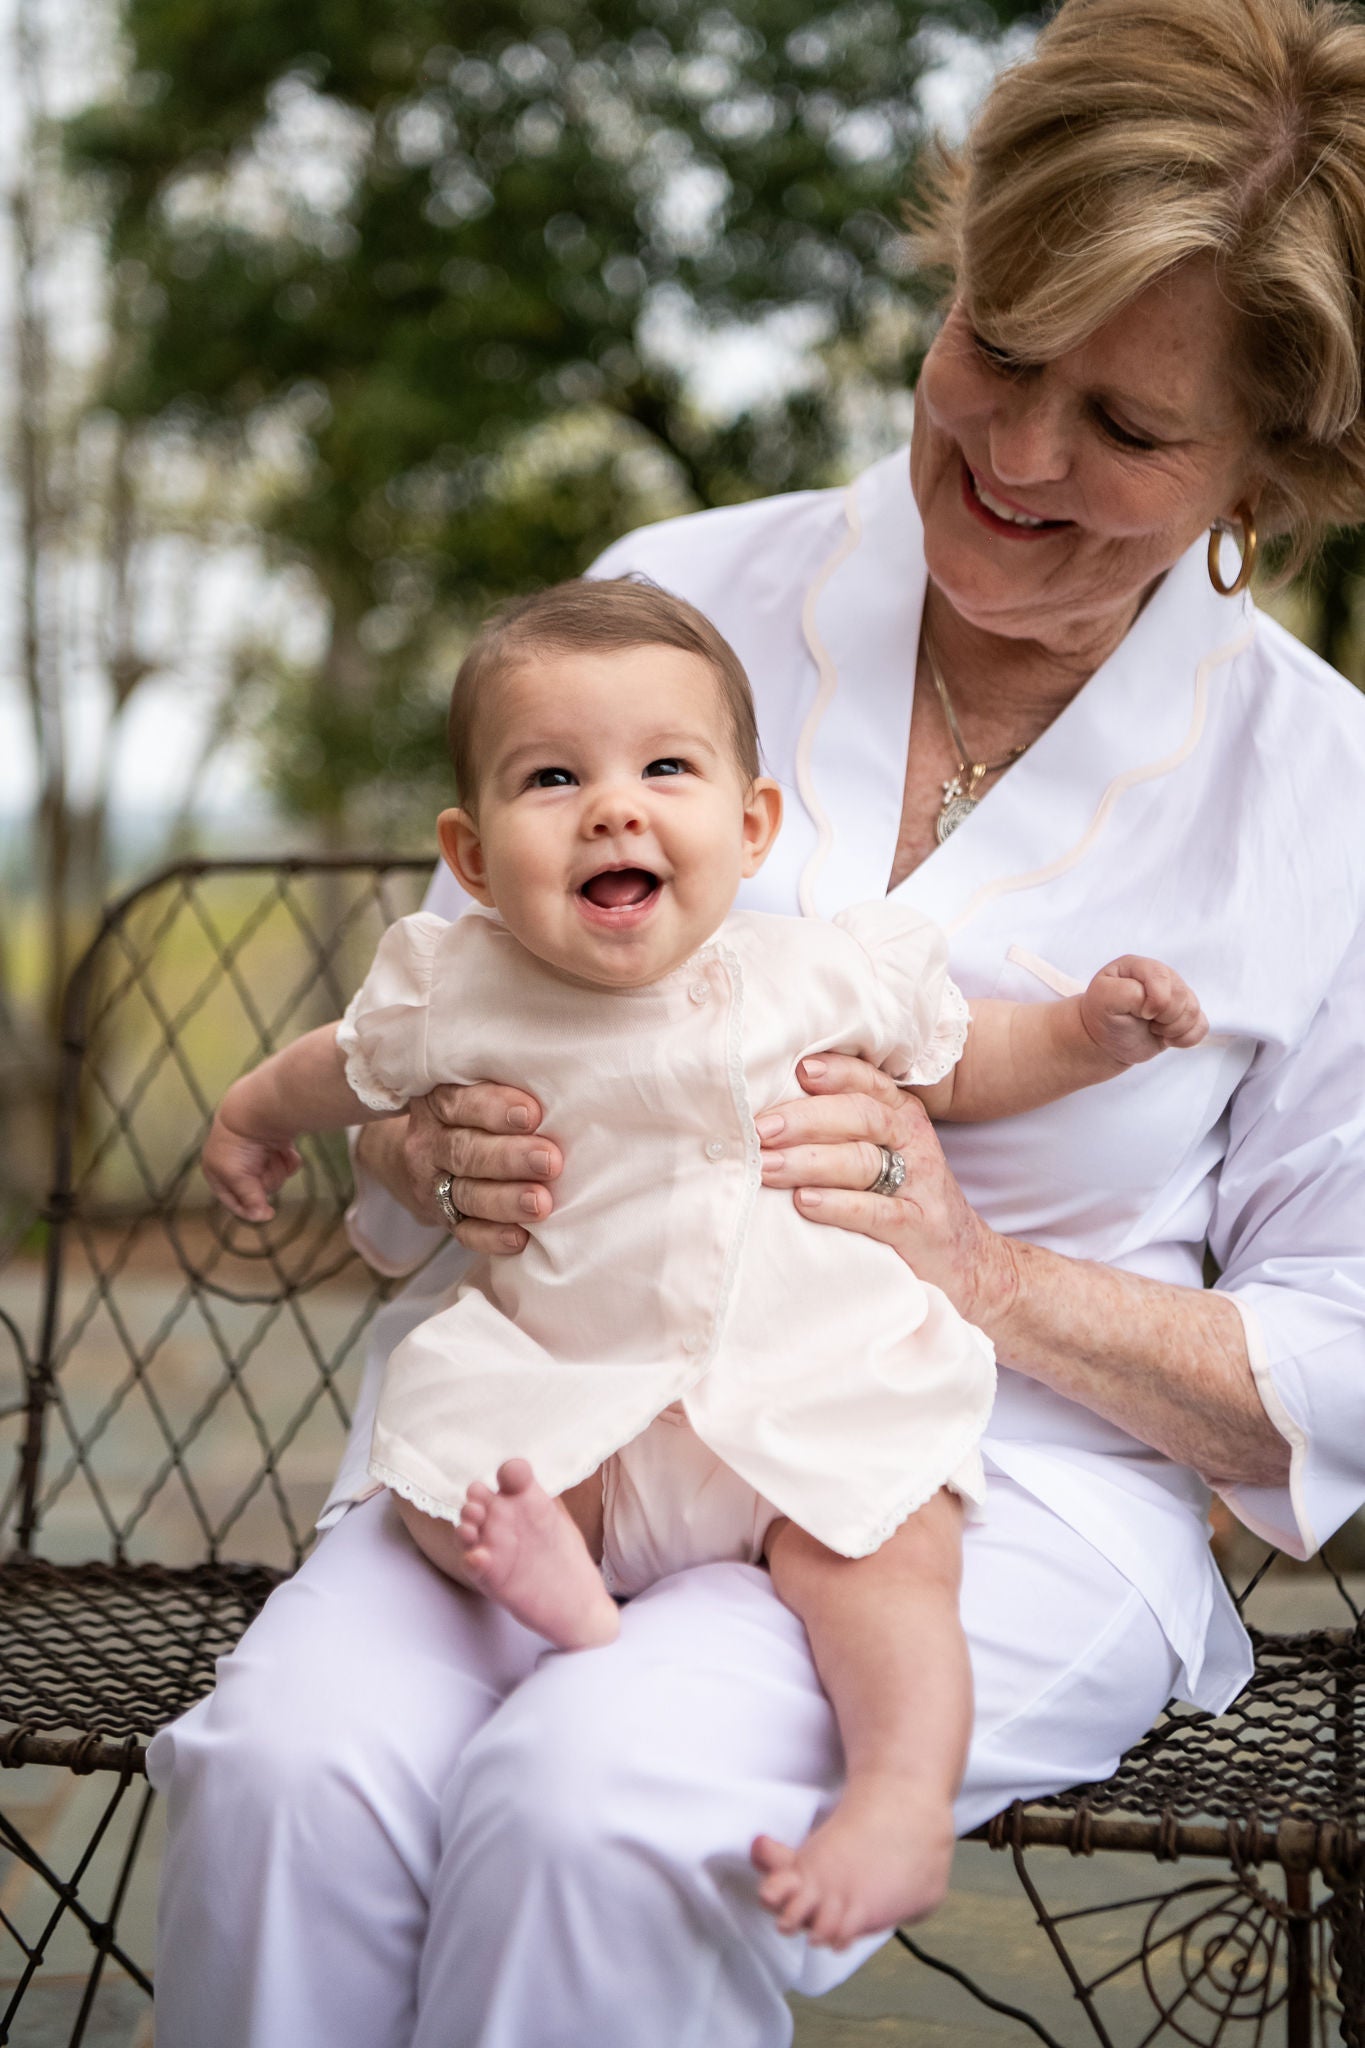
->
[434,1172,464,1231]
[867,1146,906,1197]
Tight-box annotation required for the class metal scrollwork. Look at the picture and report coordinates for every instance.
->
[1138,1878,1292,2043]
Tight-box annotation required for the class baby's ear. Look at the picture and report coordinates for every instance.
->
[740,777,783,876]
[437,807,494,904]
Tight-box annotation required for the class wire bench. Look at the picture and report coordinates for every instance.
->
[0,857,1360,2046]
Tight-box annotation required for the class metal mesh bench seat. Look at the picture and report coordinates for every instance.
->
[1,857,1361,2046]
[0,1559,282,1768]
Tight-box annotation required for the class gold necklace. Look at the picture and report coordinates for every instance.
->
[925,641,1029,844]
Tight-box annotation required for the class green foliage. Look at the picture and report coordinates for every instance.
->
[69,0,1040,833]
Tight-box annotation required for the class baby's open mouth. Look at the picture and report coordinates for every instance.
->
[579,867,660,909]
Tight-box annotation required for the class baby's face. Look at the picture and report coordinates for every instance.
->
[441,644,781,989]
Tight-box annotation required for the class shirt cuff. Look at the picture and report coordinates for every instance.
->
[1215,1291,1317,1561]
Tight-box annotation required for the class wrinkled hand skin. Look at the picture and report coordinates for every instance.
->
[757,1051,1290,1490]
[356,1083,562,1257]
[756,1057,1020,1331]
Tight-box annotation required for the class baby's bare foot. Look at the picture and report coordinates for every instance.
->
[751,1777,954,1950]
[458,1459,619,1650]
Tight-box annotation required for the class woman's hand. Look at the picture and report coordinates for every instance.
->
[759,1056,1290,1488]
[354,1084,561,1258]
[757,1054,1019,1334]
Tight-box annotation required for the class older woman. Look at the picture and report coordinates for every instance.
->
[149,0,1365,2041]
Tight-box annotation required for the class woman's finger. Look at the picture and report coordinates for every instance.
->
[754,1084,900,1152]
[443,1174,554,1228]
[795,1052,907,1106]
[791,1183,917,1244]
[426,1080,545,1135]
[760,1139,886,1191]
[436,1127,562,1186]
[449,1219,531,1259]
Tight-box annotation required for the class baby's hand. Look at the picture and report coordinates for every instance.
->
[201,1106,302,1224]
[1080,956,1208,1067]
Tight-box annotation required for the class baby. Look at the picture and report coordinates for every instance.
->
[202,577,1207,1952]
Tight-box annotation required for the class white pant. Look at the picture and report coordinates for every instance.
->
[148,1475,1177,2048]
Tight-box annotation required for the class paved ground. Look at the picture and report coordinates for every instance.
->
[0,1251,1358,2045]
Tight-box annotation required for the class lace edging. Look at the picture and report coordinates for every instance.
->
[904,978,971,1088]
[839,1393,994,1556]
[368,1456,463,1524]
[335,1009,409,1114]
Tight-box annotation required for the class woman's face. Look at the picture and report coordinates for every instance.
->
[911,263,1262,659]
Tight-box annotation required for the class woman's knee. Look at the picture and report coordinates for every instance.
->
[150,1638,373,1826]
[447,1679,625,1869]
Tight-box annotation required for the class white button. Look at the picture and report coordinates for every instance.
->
[704,1140,725,1161]
[688,980,710,1005]
[683,1333,706,1356]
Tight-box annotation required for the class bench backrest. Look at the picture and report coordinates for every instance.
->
[7,857,431,1573]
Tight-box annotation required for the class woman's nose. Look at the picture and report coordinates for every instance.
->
[987,385,1071,488]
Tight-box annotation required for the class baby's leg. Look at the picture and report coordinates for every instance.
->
[393,1463,619,1651]
[752,1488,969,1950]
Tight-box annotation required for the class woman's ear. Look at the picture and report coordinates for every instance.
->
[740,778,784,877]
[437,807,494,905]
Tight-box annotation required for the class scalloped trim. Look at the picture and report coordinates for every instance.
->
[368,1456,464,1525]
[904,978,971,1088]
[335,1007,409,1114]
[836,1390,994,1557]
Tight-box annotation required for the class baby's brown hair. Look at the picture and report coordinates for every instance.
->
[448,578,761,805]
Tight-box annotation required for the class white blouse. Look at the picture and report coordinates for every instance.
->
[339,900,991,1559]
[334,447,1365,1717]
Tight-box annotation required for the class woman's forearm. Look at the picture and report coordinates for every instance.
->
[981,1240,1290,1490]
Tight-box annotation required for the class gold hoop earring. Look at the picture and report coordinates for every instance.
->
[1208,503,1258,596]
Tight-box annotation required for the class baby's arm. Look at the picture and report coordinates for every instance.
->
[919,956,1208,1123]
[202,1025,395,1222]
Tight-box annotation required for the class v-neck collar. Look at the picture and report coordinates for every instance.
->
[794,449,1256,934]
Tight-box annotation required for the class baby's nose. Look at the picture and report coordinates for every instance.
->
[588,787,646,833]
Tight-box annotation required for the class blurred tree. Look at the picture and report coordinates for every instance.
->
[1,0,267,1230]
[66,0,1041,836]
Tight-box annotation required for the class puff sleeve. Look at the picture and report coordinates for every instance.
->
[832,898,971,1087]
[335,912,445,1114]
[1208,918,1365,1560]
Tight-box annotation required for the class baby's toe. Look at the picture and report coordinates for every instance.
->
[758,1867,804,1913]
[809,1893,848,1948]
[775,1880,819,1936]
[751,1834,796,1875]
[833,1900,872,1950]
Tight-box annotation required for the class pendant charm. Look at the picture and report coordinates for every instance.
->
[937,774,978,843]
[936,792,977,843]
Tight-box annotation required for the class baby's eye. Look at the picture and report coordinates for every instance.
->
[529,767,576,789]
[643,758,688,778]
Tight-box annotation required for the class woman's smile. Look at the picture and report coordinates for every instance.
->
[959,457,1071,537]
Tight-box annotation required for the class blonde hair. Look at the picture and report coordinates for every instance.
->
[448,577,761,804]
[913,0,1365,558]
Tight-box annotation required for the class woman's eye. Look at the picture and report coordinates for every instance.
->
[1095,407,1157,453]
[530,767,576,789]
[643,758,688,778]
[969,327,1025,377]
